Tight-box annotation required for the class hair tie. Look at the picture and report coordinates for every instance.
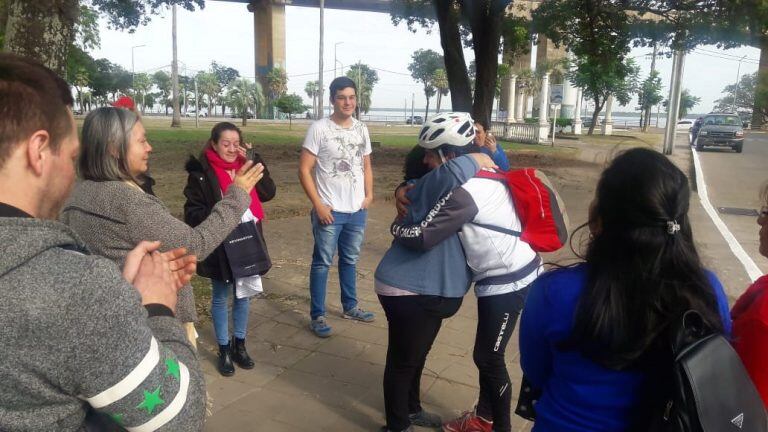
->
[666,220,681,235]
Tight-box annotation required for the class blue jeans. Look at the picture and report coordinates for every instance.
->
[211,279,251,346]
[309,208,367,319]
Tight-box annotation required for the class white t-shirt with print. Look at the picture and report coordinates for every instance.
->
[302,117,372,213]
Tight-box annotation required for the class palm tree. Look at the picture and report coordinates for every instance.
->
[266,67,288,119]
[196,71,221,117]
[226,78,265,126]
[304,80,319,119]
[431,68,449,113]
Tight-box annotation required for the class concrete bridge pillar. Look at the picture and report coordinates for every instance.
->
[248,1,287,92]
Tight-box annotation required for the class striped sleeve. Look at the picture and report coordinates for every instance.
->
[67,258,205,431]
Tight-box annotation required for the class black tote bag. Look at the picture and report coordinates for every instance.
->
[222,221,271,278]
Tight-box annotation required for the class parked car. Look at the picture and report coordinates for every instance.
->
[676,119,693,131]
[185,109,207,118]
[406,116,424,125]
[694,113,745,153]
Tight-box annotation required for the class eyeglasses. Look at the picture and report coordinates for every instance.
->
[760,206,768,218]
[218,140,241,148]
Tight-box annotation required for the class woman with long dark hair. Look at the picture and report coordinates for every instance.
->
[519,147,731,431]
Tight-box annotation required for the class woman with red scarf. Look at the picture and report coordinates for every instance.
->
[184,122,276,377]
[732,186,768,408]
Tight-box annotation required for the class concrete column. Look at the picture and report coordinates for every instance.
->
[504,75,517,123]
[249,2,286,93]
[573,88,583,135]
[601,94,614,135]
[538,73,551,142]
[515,89,525,122]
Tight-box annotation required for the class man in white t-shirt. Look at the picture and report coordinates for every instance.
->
[299,76,375,338]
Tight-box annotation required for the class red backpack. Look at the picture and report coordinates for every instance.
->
[475,168,569,252]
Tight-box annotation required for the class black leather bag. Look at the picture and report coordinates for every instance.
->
[222,221,271,278]
[514,375,541,421]
[650,310,767,432]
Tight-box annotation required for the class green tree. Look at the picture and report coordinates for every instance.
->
[211,61,240,116]
[227,78,265,127]
[133,72,152,113]
[534,0,638,134]
[2,0,202,77]
[304,80,319,119]
[346,62,379,116]
[714,72,757,115]
[196,71,221,117]
[153,70,172,115]
[409,49,444,119]
[274,94,308,130]
[266,66,288,118]
[665,88,701,118]
[638,70,664,131]
[431,68,449,113]
[391,0,525,123]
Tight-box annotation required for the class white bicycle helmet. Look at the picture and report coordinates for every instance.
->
[417,112,476,150]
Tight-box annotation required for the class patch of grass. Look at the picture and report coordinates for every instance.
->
[576,132,663,148]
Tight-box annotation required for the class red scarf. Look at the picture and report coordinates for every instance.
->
[204,146,264,220]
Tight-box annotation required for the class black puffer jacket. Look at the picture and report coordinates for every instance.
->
[183,152,276,282]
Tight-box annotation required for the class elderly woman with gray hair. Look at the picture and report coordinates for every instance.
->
[61,107,264,346]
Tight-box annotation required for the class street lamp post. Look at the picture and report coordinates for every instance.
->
[731,55,748,114]
[334,42,343,78]
[131,44,147,99]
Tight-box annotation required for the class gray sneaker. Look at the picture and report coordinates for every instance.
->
[343,307,375,322]
[310,316,332,338]
[409,409,442,428]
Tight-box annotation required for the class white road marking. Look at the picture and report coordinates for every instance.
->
[692,148,762,282]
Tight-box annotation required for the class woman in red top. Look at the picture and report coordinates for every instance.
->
[732,186,768,407]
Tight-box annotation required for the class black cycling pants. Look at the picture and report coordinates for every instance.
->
[474,287,529,432]
[379,294,463,431]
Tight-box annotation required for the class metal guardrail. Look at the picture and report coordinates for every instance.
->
[490,121,540,144]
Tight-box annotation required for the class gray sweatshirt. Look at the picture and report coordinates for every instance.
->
[61,180,251,323]
[0,217,205,431]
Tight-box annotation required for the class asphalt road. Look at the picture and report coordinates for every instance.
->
[695,131,768,278]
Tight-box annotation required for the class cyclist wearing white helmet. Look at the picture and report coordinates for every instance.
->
[374,112,497,432]
[391,112,541,432]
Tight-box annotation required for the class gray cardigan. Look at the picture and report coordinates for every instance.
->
[0,216,206,431]
[61,180,251,323]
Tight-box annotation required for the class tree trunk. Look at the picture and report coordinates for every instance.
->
[289,114,292,130]
[242,113,247,127]
[424,94,430,119]
[436,92,442,113]
[588,97,605,135]
[752,35,767,129]
[3,0,78,77]
[434,0,472,112]
[466,0,504,125]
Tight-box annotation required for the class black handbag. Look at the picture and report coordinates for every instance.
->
[222,221,271,278]
[648,310,767,432]
[514,375,541,421]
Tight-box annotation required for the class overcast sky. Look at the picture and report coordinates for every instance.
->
[90,1,761,114]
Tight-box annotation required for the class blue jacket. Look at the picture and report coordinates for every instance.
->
[519,264,732,432]
[374,155,479,297]
[481,144,510,171]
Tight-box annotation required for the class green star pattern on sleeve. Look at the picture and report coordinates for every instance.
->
[109,413,124,426]
[165,357,180,381]
[136,386,164,415]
